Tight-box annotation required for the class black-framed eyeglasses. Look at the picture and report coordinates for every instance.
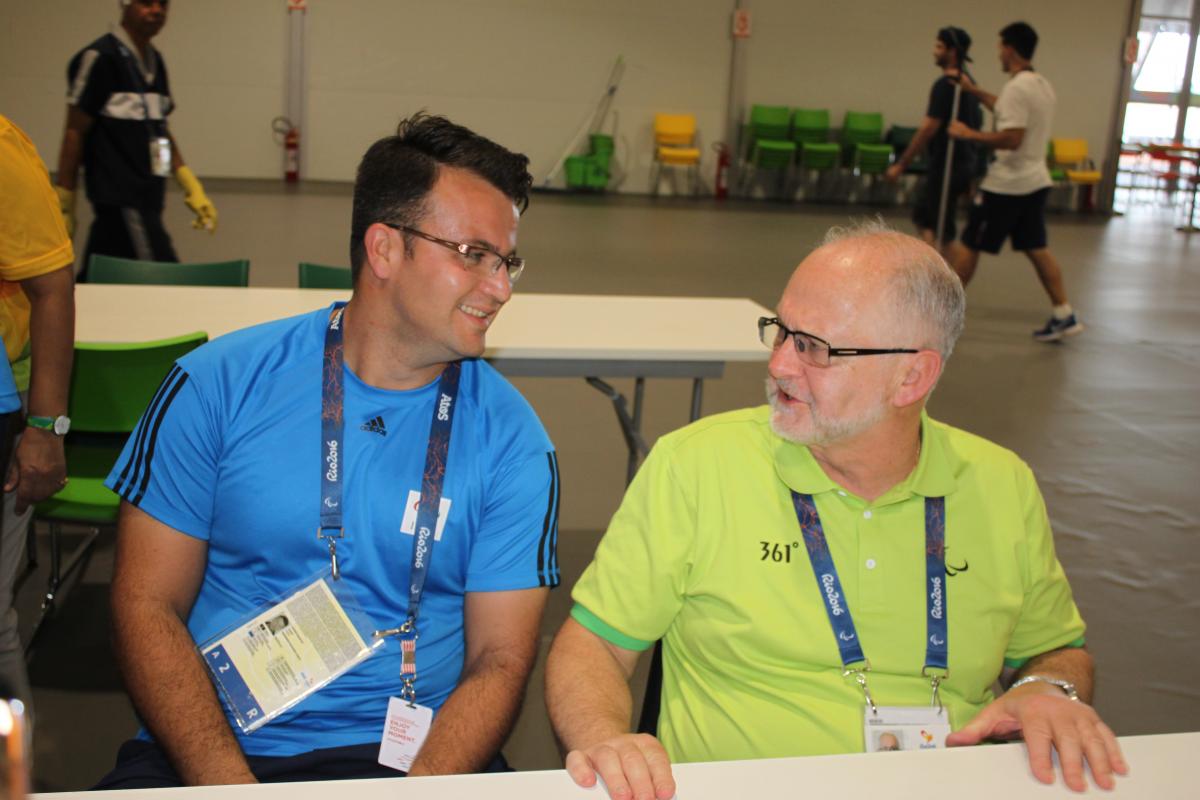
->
[385,224,525,283]
[758,317,919,367]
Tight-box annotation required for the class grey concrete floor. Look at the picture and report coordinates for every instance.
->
[22,185,1200,791]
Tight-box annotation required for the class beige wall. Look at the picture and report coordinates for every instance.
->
[3,0,1129,191]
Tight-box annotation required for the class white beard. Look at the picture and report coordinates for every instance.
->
[766,377,887,446]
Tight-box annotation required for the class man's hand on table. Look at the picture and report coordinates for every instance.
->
[564,732,676,800]
[947,684,1128,791]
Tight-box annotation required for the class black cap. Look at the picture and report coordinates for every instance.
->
[938,26,973,63]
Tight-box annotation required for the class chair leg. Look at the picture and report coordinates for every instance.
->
[649,162,661,197]
[26,521,101,653]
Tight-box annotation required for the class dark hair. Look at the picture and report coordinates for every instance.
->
[937,26,972,64]
[349,113,532,282]
[1000,21,1038,61]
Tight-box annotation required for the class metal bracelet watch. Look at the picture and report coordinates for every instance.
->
[26,415,70,436]
[1009,675,1080,702]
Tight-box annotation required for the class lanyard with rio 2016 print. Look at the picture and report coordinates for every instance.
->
[791,491,948,713]
[317,301,461,704]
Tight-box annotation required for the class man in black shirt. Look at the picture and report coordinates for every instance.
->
[54,0,217,280]
[886,26,982,257]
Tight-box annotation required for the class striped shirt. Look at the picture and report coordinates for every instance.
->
[66,30,174,209]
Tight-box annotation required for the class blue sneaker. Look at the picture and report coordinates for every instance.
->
[1033,313,1084,342]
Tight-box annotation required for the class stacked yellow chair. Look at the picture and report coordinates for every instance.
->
[650,114,703,196]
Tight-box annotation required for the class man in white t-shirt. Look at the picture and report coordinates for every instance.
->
[947,21,1082,343]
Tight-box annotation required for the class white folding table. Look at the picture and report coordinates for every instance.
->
[75,285,773,481]
[32,732,1197,799]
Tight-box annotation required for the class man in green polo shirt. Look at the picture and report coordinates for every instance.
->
[545,222,1125,798]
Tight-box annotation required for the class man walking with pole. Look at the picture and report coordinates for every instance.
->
[886,26,981,259]
[948,21,1083,343]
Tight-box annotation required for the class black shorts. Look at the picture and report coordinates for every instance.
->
[93,739,512,789]
[960,188,1050,254]
[912,172,971,242]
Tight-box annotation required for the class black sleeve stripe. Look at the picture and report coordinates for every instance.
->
[549,451,560,582]
[537,451,561,588]
[128,370,190,507]
[112,364,181,496]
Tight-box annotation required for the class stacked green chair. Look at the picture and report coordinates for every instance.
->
[791,108,841,201]
[30,332,208,647]
[89,255,250,287]
[792,109,841,171]
[842,111,893,175]
[298,262,353,290]
[740,105,796,197]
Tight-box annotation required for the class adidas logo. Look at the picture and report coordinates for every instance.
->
[360,415,387,436]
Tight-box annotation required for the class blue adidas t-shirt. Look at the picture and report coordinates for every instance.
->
[105,304,560,757]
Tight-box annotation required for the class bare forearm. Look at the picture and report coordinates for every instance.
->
[407,648,535,776]
[545,623,637,754]
[898,121,939,169]
[56,123,86,191]
[22,267,74,417]
[113,600,255,785]
[965,127,1023,151]
[1013,646,1095,703]
[168,131,186,171]
[966,85,997,111]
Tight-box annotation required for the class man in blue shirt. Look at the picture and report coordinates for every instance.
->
[99,114,559,787]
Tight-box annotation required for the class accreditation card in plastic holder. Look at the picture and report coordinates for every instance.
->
[199,571,385,733]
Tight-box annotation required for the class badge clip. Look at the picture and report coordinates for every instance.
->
[317,526,345,580]
[844,662,877,715]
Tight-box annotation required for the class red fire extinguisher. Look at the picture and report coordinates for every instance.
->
[284,126,300,183]
[714,142,731,200]
[272,117,301,183]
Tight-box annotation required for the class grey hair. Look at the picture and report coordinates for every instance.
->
[821,218,966,359]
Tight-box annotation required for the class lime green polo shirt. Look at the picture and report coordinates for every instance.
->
[571,406,1085,763]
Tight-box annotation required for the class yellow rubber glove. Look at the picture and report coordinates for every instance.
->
[175,165,218,232]
[54,186,76,238]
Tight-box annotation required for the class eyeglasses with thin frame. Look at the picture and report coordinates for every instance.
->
[384,223,525,283]
[758,317,919,367]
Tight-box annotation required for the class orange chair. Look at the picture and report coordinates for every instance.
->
[650,113,702,196]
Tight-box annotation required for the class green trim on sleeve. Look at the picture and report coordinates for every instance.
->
[1004,636,1086,670]
[570,603,654,652]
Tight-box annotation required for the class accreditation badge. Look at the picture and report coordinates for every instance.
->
[149,136,172,177]
[199,571,384,732]
[377,697,433,772]
[864,706,953,753]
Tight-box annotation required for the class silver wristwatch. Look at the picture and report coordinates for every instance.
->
[1010,675,1080,702]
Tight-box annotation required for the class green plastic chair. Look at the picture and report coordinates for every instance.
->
[842,111,893,175]
[89,255,250,287]
[792,109,841,172]
[298,262,353,290]
[31,332,208,645]
[741,105,797,196]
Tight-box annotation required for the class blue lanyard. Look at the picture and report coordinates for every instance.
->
[318,302,461,628]
[791,492,947,676]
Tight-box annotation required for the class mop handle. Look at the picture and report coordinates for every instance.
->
[935,69,970,245]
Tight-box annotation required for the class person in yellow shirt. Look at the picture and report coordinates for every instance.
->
[546,222,1126,797]
[0,114,77,710]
